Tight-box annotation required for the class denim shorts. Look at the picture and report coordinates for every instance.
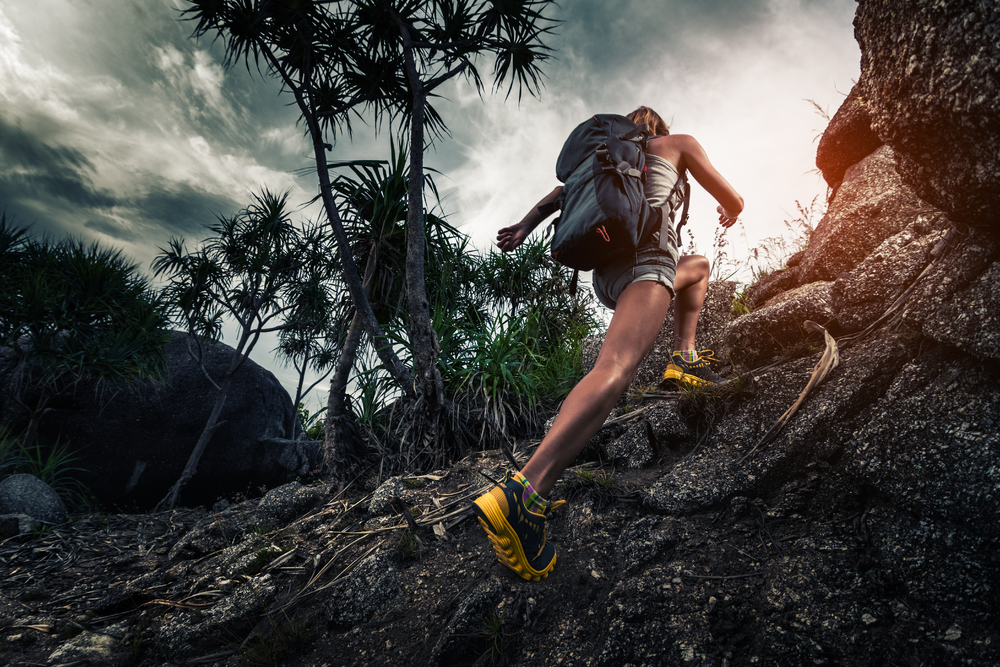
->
[593,246,677,310]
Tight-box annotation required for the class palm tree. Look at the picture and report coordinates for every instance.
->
[180,0,557,468]
[153,189,338,508]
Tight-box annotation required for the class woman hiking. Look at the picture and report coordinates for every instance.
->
[472,106,744,581]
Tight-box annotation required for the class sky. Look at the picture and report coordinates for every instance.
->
[0,0,861,405]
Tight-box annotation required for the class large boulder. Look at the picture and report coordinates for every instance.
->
[815,83,883,192]
[0,331,307,510]
[796,146,930,284]
[831,214,951,333]
[724,281,836,370]
[645,334,915,515]
[922,258,1000,364]
[854,0,1000,227]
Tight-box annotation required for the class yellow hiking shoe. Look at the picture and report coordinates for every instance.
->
[472,473,563,581]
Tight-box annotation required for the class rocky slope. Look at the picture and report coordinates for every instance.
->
[3,0,1000,664]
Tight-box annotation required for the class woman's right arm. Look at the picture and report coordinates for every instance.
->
[496,185,563,252]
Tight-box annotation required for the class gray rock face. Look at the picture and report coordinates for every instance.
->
[900,234,999,333]
[646,335,915,515]
[0,474,67,525]
[831,215,951,333]
[923,259,1000,363]
[848,344,1000,534]
[0,331,305,510]
[797,146,930,284]
[325,550,400,627]
[815,83,883,191]
[724,281,836,370]
[855,0,1000,226]
[429,575,504,666]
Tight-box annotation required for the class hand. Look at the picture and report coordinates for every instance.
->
[717,205,738,229]
[496,221,530,252]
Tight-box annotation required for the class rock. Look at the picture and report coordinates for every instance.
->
[369,476,403,516]
[600,416,654,469]
[645,399,696,451]
[429,575,504,666]
[923,259,1000,364]
[46,627,121,665]
[815,83,883,191]
[740,266,802,312]
[900,235,999,332]
[0,512,40,537]
[167,482,321,561]
[156,574,276,659]
[848,343,1000,533]
[0,331,305,509]
[855,0,1000,226]
[797,146,931,284]
[724,281,836,369]
[325,550,400,627]
[646,335,914,514]
[864,504,999,616]
[254,481,324,530]
[0,474,67,525]
[615,515,678,576]
[831,215,950,333]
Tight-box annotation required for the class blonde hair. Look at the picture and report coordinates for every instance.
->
[627,106,670,136]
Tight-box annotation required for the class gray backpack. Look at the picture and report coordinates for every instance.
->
[541,114,690,273]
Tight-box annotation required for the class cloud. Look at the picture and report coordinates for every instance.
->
[0,1,313,268]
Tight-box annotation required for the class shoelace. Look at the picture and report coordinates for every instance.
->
[674,349,719,367]
[696,349,719,364]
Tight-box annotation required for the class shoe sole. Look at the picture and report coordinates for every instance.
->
[663,368,716,388]
[472,494,555,582]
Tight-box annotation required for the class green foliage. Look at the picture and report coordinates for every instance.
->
[396,529,421,559]
[476,610,514,666]
[0,427,91,509]
[728,196,824,316]
[296,403,326,441]
[745,197,820,281]
[0,216,170,385]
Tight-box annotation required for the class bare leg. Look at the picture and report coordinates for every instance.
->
[519,280,673,496]
[672,255,710,352]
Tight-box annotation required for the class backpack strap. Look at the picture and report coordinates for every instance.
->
[674,179,691,239]
[536,200,560,218]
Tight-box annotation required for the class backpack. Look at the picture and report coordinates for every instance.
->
[541,114,690,274]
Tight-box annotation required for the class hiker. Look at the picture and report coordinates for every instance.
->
[474,106,744,581]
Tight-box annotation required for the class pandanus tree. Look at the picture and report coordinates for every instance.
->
[153,189,336,508]
[323,147,482,473]
[180,0,557,472]
[0,214,171,450]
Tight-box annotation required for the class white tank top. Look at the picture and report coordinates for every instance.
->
[645,153,684,211]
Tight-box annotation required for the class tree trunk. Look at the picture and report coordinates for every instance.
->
[324,243,379,477]
[258,45,415,398]
[397,13,447,469]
